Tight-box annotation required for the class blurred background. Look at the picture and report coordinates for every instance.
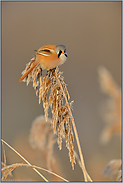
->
[2,1,121,182]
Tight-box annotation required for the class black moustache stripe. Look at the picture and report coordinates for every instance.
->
[58,50,62,58]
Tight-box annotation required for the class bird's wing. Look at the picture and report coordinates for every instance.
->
[18,60,40,82]
[37,49,53,57]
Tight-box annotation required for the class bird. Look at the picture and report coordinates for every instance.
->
[18,44,68,82]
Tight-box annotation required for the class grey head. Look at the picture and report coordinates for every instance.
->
[55,45,68,58]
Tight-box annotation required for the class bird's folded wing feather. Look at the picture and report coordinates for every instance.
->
[37,49,52,56]
[18,60,40,82]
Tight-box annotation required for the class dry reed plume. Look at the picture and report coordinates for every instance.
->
[98,67,121,144]
[19,58,92,181]
[29,115,62,178]
[22,59,75,168]
[98,67,122,182]
[102,159,122,181]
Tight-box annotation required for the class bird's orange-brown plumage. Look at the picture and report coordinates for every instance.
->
[18,45,58,82]
[18,44,67,82]
[18,59,40,82]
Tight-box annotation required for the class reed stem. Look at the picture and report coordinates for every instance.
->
[55,72,92,182]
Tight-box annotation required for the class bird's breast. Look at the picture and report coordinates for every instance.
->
[36,54,61,70]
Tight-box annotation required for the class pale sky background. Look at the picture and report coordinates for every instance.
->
[2,1,121,181]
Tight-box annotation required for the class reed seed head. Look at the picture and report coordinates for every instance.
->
[20,58,75,169]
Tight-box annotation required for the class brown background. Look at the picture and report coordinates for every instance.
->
[2,1,121,181]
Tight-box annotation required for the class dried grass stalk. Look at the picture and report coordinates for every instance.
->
[1,162,69,182]
[1,141,13,179]
[2,163,17,180]
[1,139,48,182]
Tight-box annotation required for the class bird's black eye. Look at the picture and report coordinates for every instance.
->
[58,50,62,58]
